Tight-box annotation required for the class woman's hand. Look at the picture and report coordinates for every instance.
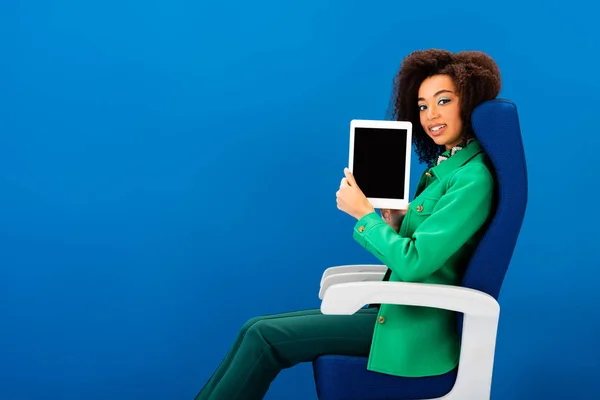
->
[381,207,408,233]
[336,168,375,220]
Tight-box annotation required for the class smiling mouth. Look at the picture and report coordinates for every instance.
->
[429,124,447,135]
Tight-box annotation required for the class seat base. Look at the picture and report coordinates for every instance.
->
[313,355,457,400]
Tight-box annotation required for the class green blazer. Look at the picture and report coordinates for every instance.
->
[352,139,495,377]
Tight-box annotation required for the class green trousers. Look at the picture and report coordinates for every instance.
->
[193,307,379,400]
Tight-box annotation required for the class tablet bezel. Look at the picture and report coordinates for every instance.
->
[348,119,413,210]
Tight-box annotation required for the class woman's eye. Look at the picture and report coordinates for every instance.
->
[418,104,426,111]
[438,98,451,105]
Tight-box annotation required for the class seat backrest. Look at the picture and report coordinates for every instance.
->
[460,99,528,300]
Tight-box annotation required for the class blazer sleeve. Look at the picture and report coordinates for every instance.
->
[352,165,494,282]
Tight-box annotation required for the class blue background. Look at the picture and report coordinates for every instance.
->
[1,1,598,399]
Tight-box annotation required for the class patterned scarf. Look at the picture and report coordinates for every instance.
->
[435,138,475,166]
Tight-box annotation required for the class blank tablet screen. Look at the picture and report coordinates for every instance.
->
[353,127,408,200]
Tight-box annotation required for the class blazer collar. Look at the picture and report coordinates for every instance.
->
[429,140,484,180]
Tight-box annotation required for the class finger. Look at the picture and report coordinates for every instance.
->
[340,177,348,188]
[344,168,357,186]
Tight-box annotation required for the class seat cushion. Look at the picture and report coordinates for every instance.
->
[313,355,457,400]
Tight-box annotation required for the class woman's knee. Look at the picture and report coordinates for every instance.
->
[246,318,270,337]
[239,315,272,340]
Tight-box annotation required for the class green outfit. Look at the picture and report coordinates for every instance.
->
[194,139,495,399]
[353,139,494,377]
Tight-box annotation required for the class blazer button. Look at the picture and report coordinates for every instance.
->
[416,205,423,212]
[358,226,365,232]
[425,172,432,177]
[377,316,385,324]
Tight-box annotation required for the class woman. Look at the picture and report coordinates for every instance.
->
[193,48,502,400]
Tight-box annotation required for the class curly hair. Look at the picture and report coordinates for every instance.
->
[387,49,502,165]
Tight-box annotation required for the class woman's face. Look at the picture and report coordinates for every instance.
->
[418,74,464,150]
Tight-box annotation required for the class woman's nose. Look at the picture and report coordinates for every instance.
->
[427,106,439,120]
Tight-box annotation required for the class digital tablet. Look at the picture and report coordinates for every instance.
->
[348,119,412,210]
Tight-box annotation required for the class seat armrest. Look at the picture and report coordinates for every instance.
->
[319,272,386,300]
[320,281,498,316]
[320,264,387,286]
